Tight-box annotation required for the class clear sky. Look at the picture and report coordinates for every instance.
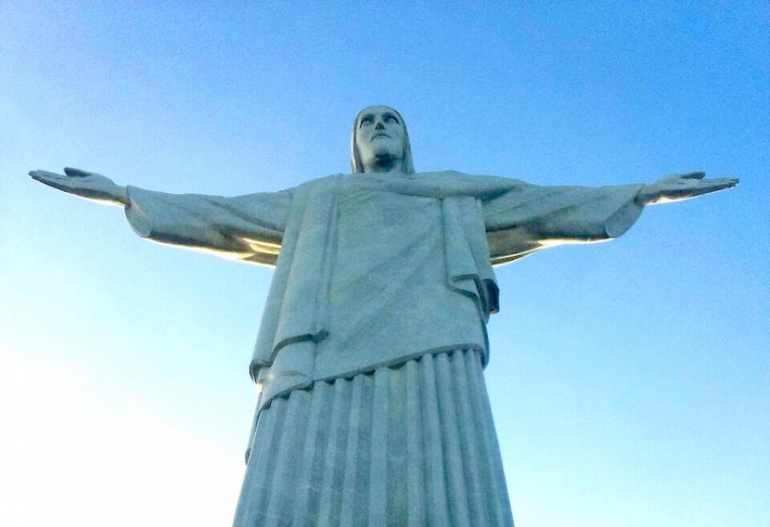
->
[1,2,768,526]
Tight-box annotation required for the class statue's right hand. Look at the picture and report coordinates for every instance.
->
[29,167,128,206]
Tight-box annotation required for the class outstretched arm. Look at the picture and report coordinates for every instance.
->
[636,172,738,205]
[30,167,293,266]
[30,168,129,207]
[484,181,646,264]
[484,172,738,265]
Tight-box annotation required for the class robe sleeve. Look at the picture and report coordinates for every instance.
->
[124,186,293,266]
[483,182,645,265]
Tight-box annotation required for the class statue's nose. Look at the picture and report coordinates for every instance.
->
[375,121,385,130]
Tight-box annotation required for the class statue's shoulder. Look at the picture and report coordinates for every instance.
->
[294,173,349,191]
[417,170,529,187]
[416,169,469,179]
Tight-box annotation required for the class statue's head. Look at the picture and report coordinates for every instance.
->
[351,105,415,174]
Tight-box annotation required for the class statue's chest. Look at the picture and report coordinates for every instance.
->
[330,188,451,332]
[314,188,484,376]
[335,189,442,266]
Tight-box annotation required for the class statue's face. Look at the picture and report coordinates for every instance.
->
[355,105,405,172]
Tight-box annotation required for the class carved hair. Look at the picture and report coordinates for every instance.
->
[350,106,415,174]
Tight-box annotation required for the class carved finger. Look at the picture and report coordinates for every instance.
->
[682,171,706,180]
[687,178,738,196]
[30,173,75,191]
[29,169,62,180]
[29,170,71,188]
[713,178,739,190]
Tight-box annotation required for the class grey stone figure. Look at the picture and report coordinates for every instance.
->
[30,105,737,527]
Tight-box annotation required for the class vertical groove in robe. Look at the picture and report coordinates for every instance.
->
[405,359,426,527]
[291,380,328,525]
[263,390,307,527]
[464,349,514,526]
[233,349,515,527]
[318,378,352,527]
[419,354,451,525]
[386,360,408,527]
[453,349,489,525]
[436,352,472,526]
[368,367,390,526]
[234,396,282,525]
[339,374,366,525]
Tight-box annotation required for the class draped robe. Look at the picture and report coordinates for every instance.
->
[124,171,644,526]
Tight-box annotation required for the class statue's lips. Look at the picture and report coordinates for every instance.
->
[371,133,390,141]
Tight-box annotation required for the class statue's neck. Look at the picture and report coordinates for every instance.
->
[363,153,401,173]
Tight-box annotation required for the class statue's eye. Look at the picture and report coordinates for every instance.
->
[385,114,399,124]
[359,116,374,127]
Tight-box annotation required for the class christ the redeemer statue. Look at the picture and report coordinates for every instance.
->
[30,105,737,527]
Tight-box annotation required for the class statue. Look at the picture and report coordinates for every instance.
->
[30,105,738,527]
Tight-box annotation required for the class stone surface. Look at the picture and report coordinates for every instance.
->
[28,105,738,527]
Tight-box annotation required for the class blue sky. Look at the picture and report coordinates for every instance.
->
[1,2,768,526]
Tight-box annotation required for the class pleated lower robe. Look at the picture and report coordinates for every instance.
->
[234,349,515,527]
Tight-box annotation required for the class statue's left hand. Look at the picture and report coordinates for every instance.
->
[29,167,129,206]
[637,172,739,205]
